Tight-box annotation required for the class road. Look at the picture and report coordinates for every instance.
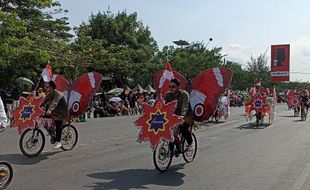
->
[2,104,310,190]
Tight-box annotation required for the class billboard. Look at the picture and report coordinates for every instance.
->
[271,44,290,82]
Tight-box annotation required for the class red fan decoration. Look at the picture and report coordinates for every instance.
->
[154,67,233,122]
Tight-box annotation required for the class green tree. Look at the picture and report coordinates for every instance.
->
[157,42,224,79]
[0,0,72,87]
[223,61,254,90]
[73,10,158,87]
[246,52,270,86]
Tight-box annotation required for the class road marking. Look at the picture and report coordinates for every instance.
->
[291,159,310,190]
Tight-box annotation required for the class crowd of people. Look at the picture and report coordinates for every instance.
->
[89,89,157,118]
[0,84,289,124]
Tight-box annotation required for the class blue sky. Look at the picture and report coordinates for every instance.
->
[57,0,310,81]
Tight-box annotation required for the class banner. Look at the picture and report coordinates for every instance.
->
[271,44,290,82]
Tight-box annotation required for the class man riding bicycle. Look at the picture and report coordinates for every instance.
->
[164,79,193,156]
[42,81,68,149]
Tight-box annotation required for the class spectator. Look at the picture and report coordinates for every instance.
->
[128,93,137,115]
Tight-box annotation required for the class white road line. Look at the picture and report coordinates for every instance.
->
[291,159,310,190]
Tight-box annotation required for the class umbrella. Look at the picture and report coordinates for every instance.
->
[145,85,156,93]
[109,97,122,102]
[133,84,145,93]
[107,88,124,95]
[16,77,34,86]
[125,85,132,91]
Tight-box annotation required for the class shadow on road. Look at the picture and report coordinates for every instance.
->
[0,151,59,165]
[210,121,226,124]
[86,164,186,190]
[293,119,306,122]
[237,123,271,130]
[278,115,297,118]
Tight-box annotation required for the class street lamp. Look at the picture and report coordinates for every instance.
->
[173,40,190,48]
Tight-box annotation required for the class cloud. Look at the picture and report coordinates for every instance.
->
[222,38,310,82]
[222,43,252,68]
[289,36,310,82]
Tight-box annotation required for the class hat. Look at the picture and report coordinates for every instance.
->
[170,78,180,86]
[48,81,57,89]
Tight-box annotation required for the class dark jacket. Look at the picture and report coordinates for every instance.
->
[43,90,68,121]
[164,90,191,117]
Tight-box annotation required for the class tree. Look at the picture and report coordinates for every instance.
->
[73,10,158,87]
[157,42,224,79]
[246,52,270,86]
[0,0,72,87]
[223,61,253,90]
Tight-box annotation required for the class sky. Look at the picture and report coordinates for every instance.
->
[57,0,310,82]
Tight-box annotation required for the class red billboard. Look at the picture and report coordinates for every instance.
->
[271,44,290,82]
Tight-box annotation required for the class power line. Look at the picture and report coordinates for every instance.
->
[290,72,310,74]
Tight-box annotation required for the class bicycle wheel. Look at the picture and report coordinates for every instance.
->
[182,133,198,163]
[61,125,78,151]
[19,128,45,158]
[153,140,173,172]
[0,161,13,190]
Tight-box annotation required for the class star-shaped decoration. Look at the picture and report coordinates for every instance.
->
[135,97,183,149]
[147,110,168,135]
[20,104,34,121]
[290,96,300,108]
[11,93,44,134]
[250,94,267,112]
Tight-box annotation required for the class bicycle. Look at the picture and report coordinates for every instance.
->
[19,117,78,158]
[153,128,197,172]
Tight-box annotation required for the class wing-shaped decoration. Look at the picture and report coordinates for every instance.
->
[190,67,233,122]
[153,70,188,92]
[68,72,103,117]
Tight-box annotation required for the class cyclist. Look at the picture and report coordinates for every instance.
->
[164,78,193,156]
[42,81,68,149]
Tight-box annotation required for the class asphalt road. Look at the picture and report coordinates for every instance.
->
[2,104,310,190]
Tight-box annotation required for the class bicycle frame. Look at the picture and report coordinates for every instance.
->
[170,124,194,151]
[35,117,55,137]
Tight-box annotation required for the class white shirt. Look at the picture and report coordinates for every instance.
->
[0,97,8,127]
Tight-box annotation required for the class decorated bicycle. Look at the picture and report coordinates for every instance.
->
[286,90,300,117]
[135,63,232,171]
[247,86,275,126]
[11,64,103,157]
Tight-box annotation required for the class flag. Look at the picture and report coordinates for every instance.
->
[41,63,53,82]
[159,62,174,95]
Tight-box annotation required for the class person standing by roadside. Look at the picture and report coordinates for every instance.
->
[0,96,8,130]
